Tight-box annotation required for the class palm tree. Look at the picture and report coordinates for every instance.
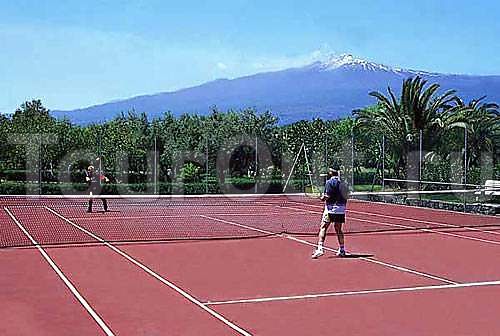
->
[354,76,459,179]
[447,97,500,169]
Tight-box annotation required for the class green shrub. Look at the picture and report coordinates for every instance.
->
[180,162,201,183]
[0,182,27,194]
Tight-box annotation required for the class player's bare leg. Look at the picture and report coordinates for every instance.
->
[312,220,330,259]
[334,222,346,256]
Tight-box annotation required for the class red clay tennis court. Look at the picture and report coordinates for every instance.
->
[1,194,499,335]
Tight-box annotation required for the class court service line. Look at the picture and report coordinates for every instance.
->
[67,212,293,221]
[279,204,500,246]
[3,207,116,336]
[353,197,499,219]
[201,215,457,285]
[45,207,253,336]
[199,215,277,235]
[204,280,500,306]
[285,235,458,284]
[349,216,500,246]
[291,201,500,236]
[350,210,500,236]
[286,195,498,220]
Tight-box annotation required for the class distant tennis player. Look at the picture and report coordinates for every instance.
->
[312,168,349,259]
[85,164,109,213]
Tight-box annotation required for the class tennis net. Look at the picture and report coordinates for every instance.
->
[1,190,498,248]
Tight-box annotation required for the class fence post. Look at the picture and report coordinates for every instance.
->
[351,128,354,190]
[38,133,42,195]
[382,135,385,191]
[206,135,209,194]
[419,129,423,188]
[154,136,158,194]
[463,125,468,211]
[255,136,258,194]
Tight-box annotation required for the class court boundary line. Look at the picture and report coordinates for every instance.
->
[279,204,500,246]
[290,198,499,220]
[348,216,500,245]
[348,211,500,236]
[203,279,500,306]
[285,235,458,284]
[334,204,500,235]
[64,212,300,221]
[3,207,116,336]
[351,197,499,219]
[45,206,253,336]
[201,215,458,285]
[199,215,277,235]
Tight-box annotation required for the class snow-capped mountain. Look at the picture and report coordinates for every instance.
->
[52,54,500,125]
[309,53,395,72]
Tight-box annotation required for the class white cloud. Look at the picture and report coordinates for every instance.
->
[249,44,338,71]
[217,62,228,70]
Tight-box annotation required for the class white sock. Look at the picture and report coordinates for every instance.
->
[318,242,324,250]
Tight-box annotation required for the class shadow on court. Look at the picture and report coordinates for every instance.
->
[90,210,122,213]
[327,253,374,259]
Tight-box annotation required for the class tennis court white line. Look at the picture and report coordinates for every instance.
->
[353,197,500,219]
[285,235,458,284]
[292,200,500,231]
[348,216,500,246]
[204,280,500,306]
[273,204,319,215]
[200,215,277,236]
[9,203,288,210]
[280,204,500,246]
[66,212,295,221]
[201,215,457,285]
[4,207,116,336]
[351,207,499,236]
[45,206,253,336]
[350,210,500,236]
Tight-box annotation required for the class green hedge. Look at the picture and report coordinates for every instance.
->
[0,180,296,195]
[0,181,27,194]
[353,168,377,184]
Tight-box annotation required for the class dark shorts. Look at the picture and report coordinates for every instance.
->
[322,210,345,224]
[88,183,102,194]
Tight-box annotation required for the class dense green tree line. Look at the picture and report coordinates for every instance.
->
[0,77,498,194]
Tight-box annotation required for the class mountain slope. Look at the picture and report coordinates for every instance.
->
[52,54,500,124]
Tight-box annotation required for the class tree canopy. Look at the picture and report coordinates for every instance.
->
[1,76,499,195]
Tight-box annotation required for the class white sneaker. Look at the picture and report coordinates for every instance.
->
[336,249,346,257]
[311,249,324,259]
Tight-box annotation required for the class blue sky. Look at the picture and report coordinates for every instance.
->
[1,0,499,112]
